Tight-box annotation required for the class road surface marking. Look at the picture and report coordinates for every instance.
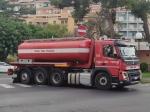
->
[0,78,12,80]
[15,84,32,87]
[0,84,15,88]
[36,85,46,87]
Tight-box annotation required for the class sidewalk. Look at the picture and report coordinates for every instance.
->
[141,77,150,84]
[142,77,150,80]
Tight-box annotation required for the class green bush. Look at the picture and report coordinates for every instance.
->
[140,62,148,72]
[6,55,17,64]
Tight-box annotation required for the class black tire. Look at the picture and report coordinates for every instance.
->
[20,68,32,84]
[95,72,112,90]
[34,68,47,85]
[50,69,64,86]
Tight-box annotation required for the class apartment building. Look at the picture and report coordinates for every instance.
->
[116,10,144,38]
[25,13,76,35]
[18,0,35,8]
[35,0,50,9]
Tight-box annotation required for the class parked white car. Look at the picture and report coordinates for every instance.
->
[0,62,14,73]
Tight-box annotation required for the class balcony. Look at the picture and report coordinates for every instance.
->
[128,28,137,31]
[121,28,127,31]
[33,18,49,22]
[117,20,127,23]
[138,28,144,31]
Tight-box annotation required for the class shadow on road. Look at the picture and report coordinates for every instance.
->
[61,84,138,93]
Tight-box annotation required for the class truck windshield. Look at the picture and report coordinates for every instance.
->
[118,46,138,57]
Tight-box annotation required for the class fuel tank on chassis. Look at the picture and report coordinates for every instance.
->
[18,39,91,63]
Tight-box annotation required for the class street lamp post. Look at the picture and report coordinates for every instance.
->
[135,32,142,58]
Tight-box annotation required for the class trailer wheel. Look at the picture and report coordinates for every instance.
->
[95,72,112,90]
[50,69,64,86]
[20,68,32,84]
[34,68,47,85]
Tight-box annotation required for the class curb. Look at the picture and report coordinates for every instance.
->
[138,83,150,86]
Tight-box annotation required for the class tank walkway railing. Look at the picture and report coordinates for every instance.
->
[24,37,88,42]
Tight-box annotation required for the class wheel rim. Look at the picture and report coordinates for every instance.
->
[22,72,28,81]
[36,72,44,83]
[99,77,107,86]
[52,73,61,84]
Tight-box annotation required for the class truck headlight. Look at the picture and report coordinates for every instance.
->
[121,72,129,81]
[139,70,142,79]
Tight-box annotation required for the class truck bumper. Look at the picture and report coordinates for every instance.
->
[112,70,141,86]
[119,80,140,86]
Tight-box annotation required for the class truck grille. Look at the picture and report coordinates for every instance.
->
[124,60,139,65]
[127,70,140,81]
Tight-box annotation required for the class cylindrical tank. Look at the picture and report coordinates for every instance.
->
[18,39,92,63]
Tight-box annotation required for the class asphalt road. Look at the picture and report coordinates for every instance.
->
[0,73,150,112]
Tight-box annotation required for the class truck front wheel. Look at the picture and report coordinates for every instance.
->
[20,68,32,84]
[95,72,112,90]
[50,69,64,87]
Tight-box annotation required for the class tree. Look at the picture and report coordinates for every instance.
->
[34,30,60,39]
[0,0,17,18]
[127,0,150,43]
[51,0,127,38]
[0,0,36,20]
[19,7,36,15]
[85,12,123,39]
[0,15,32,61]
[0,15,61,61]
[28,24,44,37]
[51,0,91,22]
[45,24,68,37]
[26,24,61,39]
[85,12,108,38]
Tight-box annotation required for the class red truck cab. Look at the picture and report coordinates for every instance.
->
[93,39,141,89]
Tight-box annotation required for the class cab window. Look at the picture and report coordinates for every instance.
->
[103,45,117,58]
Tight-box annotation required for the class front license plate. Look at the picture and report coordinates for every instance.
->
[134,77,138,80]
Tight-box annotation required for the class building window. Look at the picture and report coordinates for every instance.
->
[129,16,134,21]
[68,10,71,13]
[55,10,60,14]
[129,24,134,29]
[65,20,68,24]
[53,21,56,24]
[36,22,40,26]
[43,22,47,27]
[44,2,49,7]
[37,11,41,15]
[46,10,51,14]
[119,16,123,21]
[39,3,42,6]
[61,20,64,24]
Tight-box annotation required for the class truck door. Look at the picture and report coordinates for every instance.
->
[95,43,120,77]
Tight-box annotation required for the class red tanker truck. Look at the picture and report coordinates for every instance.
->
[7,37,142,90]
